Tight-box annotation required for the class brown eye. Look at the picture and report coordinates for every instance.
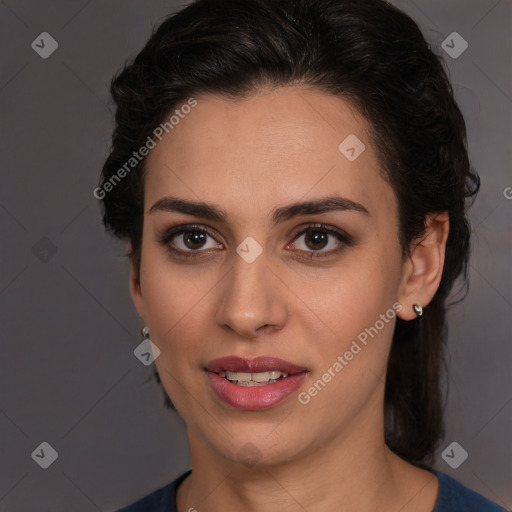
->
[288,223,352,259]
[182,230,208,250]
[304,229,329,250]
[160,225,223,256]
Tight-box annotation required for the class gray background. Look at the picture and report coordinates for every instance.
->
[0,1,510,510]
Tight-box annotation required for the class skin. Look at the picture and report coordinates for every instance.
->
[130,86,449,511]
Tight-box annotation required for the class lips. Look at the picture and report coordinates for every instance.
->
[205,356,309,410]
[205,356,308,375]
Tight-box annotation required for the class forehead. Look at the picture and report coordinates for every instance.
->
[144,86,396,224]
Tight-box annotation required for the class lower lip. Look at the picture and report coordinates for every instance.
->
[206,371,308,410]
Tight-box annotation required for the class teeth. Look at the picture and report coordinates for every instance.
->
[235,380,279,387]
[225,371,252,382]
[219,370,289,385]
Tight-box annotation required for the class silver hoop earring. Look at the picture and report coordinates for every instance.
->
[141,326,150,338]
[413,304,423,319]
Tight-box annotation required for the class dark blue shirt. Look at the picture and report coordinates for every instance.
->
[115,468,508,511]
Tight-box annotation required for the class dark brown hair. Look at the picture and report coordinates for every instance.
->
[99,0,479,465]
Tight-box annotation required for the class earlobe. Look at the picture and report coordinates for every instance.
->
[397,212,449,321]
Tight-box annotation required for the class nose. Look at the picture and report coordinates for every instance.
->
[215,251,288,339]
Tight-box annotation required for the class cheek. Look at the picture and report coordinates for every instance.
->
[309,246,402,341]
[138,237,191,343]
[299,243,403,414]
[140,262,213,349]
[139,254,215,413]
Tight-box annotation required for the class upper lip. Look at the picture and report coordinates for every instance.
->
[206,356,309,375]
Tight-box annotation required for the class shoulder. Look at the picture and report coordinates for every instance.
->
[114,469,192,512]
[432,469,508,512]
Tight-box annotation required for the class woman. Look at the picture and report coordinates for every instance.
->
[98,0,507,510]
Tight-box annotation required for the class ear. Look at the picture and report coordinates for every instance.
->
[397,212,449,321]
[129,251,146,323]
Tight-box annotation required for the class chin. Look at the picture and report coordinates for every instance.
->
[205,425,309,469]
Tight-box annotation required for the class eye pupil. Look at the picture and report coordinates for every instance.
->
[305,230,328,250]
[184,230,206,249]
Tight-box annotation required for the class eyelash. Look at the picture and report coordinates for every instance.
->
[158,223,352,261]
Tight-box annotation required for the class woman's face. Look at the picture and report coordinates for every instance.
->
[133,86,407,466]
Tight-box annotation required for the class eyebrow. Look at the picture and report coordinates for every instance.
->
[148,195,370,225]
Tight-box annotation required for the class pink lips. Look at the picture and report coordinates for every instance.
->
[206,355,308,375]
[205,356,309,410]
